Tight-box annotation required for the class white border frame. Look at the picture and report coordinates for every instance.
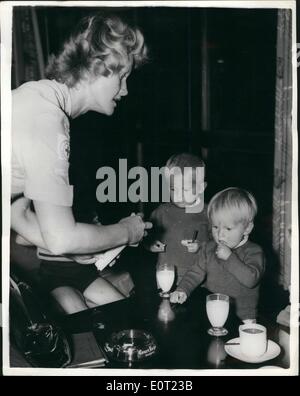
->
[1,0,298,376]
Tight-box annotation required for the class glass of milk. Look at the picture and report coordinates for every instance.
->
[156,262,175,298]
[206,293,229,336]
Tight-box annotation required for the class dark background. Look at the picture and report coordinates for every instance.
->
[12,6,277,243]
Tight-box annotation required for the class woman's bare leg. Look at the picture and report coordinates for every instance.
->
[102,270,134,298]
[83,278,125,307]
[51,286,88,314]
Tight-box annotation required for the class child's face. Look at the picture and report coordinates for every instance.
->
[169,168,205,209]
[211,211,253,249]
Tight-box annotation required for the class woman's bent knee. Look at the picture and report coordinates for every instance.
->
[83,278,125,307]
[51,286,88,314]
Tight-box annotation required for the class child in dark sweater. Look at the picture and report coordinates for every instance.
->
[170,187,265,322]
[145,153,209,285]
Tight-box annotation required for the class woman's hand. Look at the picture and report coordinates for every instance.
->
[170,290,187,304]
[69,254,98,265]
[11,196,47,248]
[119,214,152,245]
[70,253,121,266]
[181,239,201,253]
[11,196,32,230]
[15,234,34,246]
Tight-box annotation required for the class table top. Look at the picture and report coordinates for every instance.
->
[60,287,288,370]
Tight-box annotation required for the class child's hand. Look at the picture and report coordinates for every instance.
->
[215,244,232,260]
[242,319,257,324]
[181,239,200,253]
[170,290,187,304]
[148,240,166,252]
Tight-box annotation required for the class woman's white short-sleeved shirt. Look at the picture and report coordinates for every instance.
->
[12,80,73,206]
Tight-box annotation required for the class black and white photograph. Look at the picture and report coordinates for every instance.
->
[1,1,298,376]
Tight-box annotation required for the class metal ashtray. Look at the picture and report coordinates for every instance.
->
[104,329,157,363]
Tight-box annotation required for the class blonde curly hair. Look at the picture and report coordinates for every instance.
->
[207,187,258,225]
[45,14,148,87]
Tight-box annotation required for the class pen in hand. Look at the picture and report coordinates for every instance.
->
[192,230,198,242]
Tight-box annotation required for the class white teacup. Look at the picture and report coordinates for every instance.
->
[239,323,267,358]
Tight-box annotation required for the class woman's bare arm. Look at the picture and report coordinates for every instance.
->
[11,197,47,248]
[11,197,151,255]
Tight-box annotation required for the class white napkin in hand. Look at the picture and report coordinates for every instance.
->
[94,245,126,271]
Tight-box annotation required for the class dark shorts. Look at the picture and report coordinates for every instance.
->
[39,260,99,293]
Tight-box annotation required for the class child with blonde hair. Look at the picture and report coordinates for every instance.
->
[145,153,209,285]
[171,187,265,322]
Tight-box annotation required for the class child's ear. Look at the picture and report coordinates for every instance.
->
[163,166,171,179]
[244,221,254,235]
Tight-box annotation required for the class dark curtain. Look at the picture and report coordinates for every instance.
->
[12,7,45,88]
[272,9,293,290]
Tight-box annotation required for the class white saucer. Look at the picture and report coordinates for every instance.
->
[258,366,282,369]
[225,338,281,363]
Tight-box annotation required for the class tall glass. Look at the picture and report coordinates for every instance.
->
[157,298,175,323]
[207,337,226,368]
[156,262,175,298]
[206,293,229,336]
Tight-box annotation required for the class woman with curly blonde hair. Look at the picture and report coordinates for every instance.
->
[11,13,151,313]
[46,14,147,88]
